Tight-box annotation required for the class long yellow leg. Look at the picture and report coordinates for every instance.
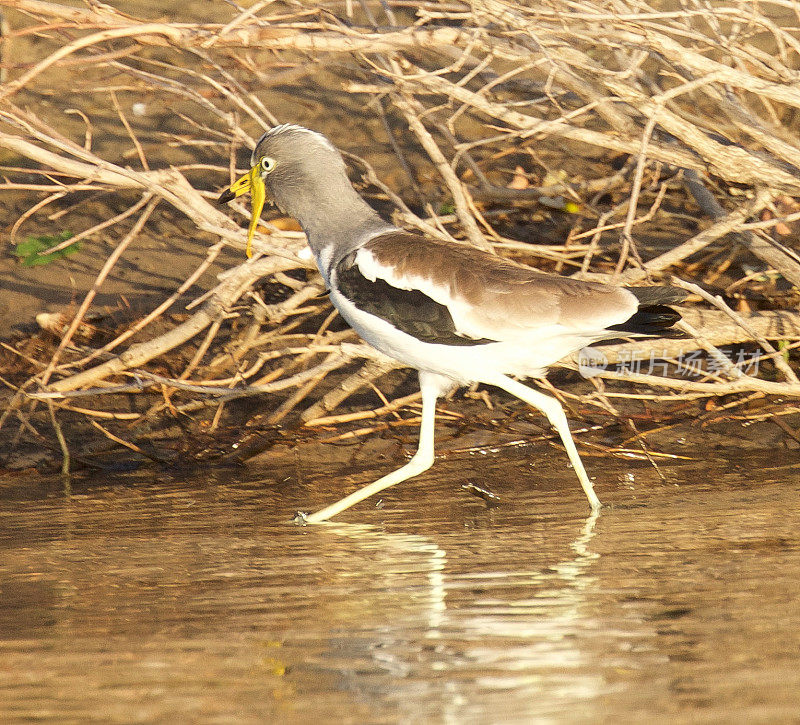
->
[297,371,443,523]
[491,375,602,510]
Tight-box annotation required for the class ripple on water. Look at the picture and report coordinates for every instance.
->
[0,452,798,722]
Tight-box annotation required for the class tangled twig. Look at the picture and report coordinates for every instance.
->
[2,0,800,464]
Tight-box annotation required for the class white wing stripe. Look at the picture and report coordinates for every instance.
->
[353,245,640,342]
[355,247,454,301]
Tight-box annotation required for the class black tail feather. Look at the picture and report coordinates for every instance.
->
[607,285,688,338]
[610,304,685,338]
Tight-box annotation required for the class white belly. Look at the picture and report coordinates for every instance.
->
[330,288,591,384]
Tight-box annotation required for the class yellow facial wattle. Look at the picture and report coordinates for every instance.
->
[218,165,267,258]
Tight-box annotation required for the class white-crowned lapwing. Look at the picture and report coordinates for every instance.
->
[219,124,686,523]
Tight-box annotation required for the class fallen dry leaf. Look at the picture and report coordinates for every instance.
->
[507,165,530,190]
[268,217,303,232]
[761,208,792,236]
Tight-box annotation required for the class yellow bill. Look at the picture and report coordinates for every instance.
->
[217,165,266,258]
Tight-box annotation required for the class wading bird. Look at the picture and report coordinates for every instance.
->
[219,125,685,523]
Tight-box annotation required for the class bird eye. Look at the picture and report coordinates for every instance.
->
[260,156,276,173]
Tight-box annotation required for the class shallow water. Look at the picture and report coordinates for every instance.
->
[1,450,799,723]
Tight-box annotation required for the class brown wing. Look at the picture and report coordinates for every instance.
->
[334,251,498,345]
[359,232,639,340]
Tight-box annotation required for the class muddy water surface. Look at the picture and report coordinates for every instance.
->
[1,451,798,723]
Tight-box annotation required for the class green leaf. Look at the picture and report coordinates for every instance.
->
[13,232,79,267]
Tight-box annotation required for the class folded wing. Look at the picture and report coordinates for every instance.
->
[343,232,658,344]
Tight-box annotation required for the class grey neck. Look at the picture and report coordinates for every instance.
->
[290,186,394,279]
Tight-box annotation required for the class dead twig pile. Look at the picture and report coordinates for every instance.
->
[2,0,800,469]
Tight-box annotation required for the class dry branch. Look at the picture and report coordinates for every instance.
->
[3,0,800,462]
